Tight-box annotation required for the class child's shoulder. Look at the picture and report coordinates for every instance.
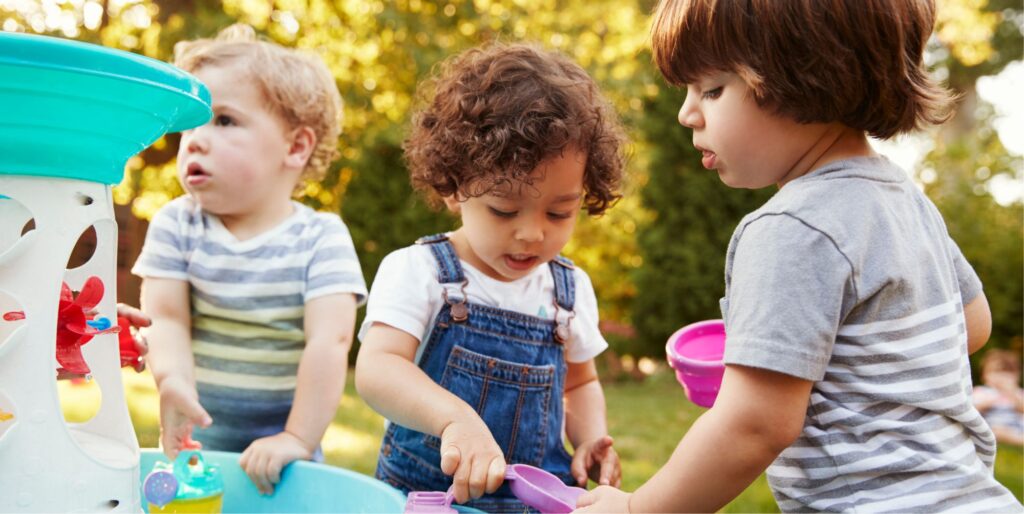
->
[741,156,911,235]
[379,240,439,275]
[287,203,355,238]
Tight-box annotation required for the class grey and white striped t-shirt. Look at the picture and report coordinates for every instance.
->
[132,196,367,434]
[722,157,1021,512]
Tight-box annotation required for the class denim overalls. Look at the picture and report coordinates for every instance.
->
[376,234,577,513]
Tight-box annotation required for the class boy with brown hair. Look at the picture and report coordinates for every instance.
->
[576,0,1023,512]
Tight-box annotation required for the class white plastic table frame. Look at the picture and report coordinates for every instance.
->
[0,175,139,512]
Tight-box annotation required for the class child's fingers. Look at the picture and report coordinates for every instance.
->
[245,451,272,495]
[597,435,614,452]
[468,457,490,499]
[117,303,152,327]
[451,461,471,504]
[180,399,212,428]
[485,457,506,494]
[135,334,149,357]
[440,445,461,476]
[599,458,620,487]
[267,458,284,489]
[570,451,589,486]
[575,490,596,508]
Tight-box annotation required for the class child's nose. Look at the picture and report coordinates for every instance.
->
[514,221,543,243]
[678,96,702,129]
[183,125,210,153]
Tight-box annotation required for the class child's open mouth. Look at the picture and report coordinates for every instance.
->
[185,162,211,186]
[700,149,717,169]
[504,254,538,271]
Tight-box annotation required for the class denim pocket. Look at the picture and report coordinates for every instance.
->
[426,345,556,466]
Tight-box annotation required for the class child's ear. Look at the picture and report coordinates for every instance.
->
[284,126,316,169]
[442,195,462,214]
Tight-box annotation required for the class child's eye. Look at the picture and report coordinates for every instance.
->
[214,114,236,126]
[547,211,574,220]
[702,87,723,100]
[488,207,517,218]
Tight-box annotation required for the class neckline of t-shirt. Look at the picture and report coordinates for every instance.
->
[205,201,306,250]
[798,155,903,184]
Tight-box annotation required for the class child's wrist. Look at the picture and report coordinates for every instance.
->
[282,429,317,453]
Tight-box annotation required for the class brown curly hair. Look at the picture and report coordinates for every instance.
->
[174,24,342,185]
[404,42,626,215]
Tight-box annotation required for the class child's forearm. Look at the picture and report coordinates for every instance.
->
[565,378,609,447]
[630,366,812,512]
[139,278,195,390]
[145,319,196,388]
[629,408,786,512]
[285,336,349,450]
[356,350,480,437]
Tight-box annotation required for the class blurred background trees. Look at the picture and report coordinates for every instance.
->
[2,0,1020,374]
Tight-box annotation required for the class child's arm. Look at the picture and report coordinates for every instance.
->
[964,293,992,355]
[564,359,620,487]
[140,277,211,458]
[355,323,506,504]
[239,293,357,495]
[575,365,812,513]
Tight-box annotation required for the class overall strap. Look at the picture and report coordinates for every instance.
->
[548,255,575,311]
[416,233,465,284]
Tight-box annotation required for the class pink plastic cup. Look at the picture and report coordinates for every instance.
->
[666,319,726,408]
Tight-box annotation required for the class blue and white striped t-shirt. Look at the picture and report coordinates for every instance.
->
[132,196,367,438]
[722,157,1021,513]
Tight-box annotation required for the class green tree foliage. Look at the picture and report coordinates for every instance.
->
[923,107,1024,361]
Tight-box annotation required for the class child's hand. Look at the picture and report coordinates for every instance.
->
[571,435,621,487]
[240,431,314,495]
[573,485,632,513]
[117,303,151,371]
[158,377,211,459]
[439,417,506,504]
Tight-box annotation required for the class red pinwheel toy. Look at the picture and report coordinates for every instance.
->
[2,276,139,375]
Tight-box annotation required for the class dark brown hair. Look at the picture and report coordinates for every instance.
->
[650,0,954,139]
[404,42,626,215]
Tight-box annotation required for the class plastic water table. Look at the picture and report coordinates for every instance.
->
[0,30,210,512]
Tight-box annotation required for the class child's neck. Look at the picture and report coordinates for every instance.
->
[778,125,874,188]
[216,198,296,242]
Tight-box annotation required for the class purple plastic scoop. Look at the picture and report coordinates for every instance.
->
[505,464,585,514]
[404,463,585,514]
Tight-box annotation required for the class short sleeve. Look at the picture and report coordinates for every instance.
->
[358,247,438,344]
[723,214,854,381]
[948,237,982,305]
[564,268,608,363]
[304,215,368,304]
[130,201,189,280]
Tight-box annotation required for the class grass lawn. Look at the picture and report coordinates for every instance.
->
[59,368,1023,512]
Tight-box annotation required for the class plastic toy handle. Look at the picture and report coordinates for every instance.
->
[404,486,456,513]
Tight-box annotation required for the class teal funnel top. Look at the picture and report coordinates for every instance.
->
[0,31,211,184]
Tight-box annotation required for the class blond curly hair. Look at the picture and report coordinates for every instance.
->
[174,24,342,184]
